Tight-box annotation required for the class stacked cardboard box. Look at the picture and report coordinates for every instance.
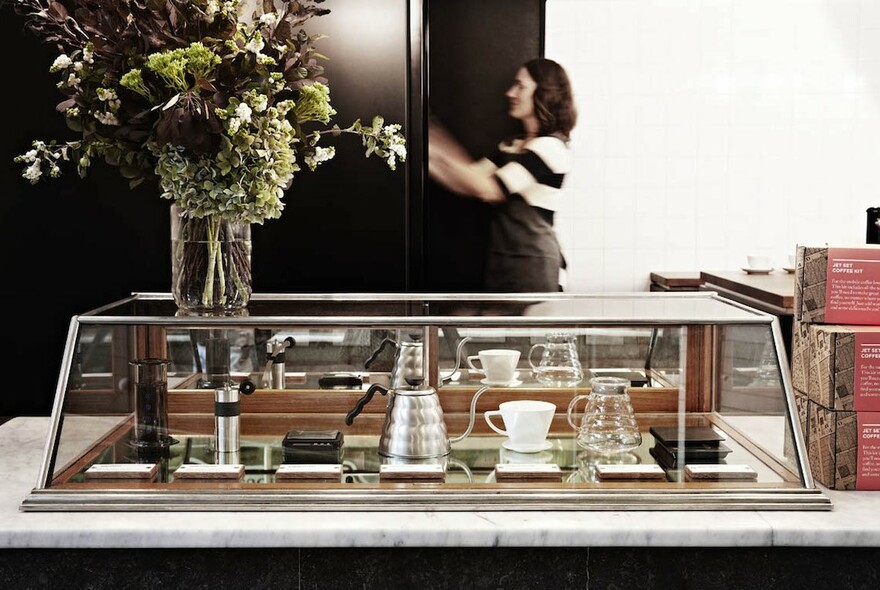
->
[792,245,880,490]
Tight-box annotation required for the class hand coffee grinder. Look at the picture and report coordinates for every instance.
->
[214,379,256,464]
[261,336,295,389]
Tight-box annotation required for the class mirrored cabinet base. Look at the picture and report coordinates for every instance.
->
[21,293,831,512]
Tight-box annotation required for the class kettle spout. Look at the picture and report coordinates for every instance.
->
[449,386,490,444]
[440,335,472,385]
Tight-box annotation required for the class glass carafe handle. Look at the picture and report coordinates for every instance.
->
[528,343,546,370]
[566,394,590,430]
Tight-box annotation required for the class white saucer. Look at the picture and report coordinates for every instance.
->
[783,266,795,273]
[502,439,553,453]
[741,267,773,275]
[481,378,523,387]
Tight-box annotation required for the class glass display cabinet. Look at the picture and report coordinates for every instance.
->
[21,292,831,511]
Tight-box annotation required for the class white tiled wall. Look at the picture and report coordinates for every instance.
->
[547,0,880,292]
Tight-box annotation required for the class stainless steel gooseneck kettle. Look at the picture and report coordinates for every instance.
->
[346,334,489,459]
[363,332,470,387]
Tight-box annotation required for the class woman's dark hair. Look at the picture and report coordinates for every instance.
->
[523,58,577,140]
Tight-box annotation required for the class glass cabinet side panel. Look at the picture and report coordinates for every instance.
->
[714,323,804,482]
[52,324,135,483]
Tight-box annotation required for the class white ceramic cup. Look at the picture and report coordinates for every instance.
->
[484,400,556,447]
[467,349,520,383]
[747,255,772,269]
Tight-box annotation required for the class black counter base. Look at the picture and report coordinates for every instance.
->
[1,547,878,589]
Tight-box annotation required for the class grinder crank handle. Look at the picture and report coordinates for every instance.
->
[344,383,388,425]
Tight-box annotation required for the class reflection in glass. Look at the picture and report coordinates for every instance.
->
[130,358,176,449]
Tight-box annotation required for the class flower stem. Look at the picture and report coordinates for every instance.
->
[203,216,218,307]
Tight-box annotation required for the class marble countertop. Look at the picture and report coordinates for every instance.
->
[2,417,879,549]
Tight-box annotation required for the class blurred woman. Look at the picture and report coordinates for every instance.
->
[429,58,577,292]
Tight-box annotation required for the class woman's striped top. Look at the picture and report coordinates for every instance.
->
[472,135,572,216]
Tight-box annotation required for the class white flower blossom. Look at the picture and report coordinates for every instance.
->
[304,146,335,170]
[94,111,120,126]
[82,45,94,64]
[248,94,268,113]
[228,117,241,135]
[21,149,38,163]
[96,88,121,112]
[66,72,80,87]
[390,143,407,159]
[245,36,265,55]
[206,0,220,20]
[259,12,278,27]
[73,62,83,72]
[50,54,72,72]
[234,102,252,122]
[23,160,41,182]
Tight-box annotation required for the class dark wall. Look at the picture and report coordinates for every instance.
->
[259,0,408,293]
[0,10,168,417]
[0,1,408,416]
[424,0,545,291]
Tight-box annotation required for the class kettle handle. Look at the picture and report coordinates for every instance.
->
[364,338,398,370]
[345,383,388,426]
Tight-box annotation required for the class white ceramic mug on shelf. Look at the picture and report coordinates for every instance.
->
[467,349,520,384]
[484,400,556,451]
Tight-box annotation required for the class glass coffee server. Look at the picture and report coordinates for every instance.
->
[22,292,830,511]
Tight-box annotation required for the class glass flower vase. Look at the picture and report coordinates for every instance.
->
[170,204,252,313]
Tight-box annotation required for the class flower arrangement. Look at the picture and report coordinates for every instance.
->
[10,0,406,309]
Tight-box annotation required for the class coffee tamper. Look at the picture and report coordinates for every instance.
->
[262,336,295,389]
[215,379,255,463]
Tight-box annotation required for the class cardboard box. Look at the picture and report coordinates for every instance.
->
[791,322,880,411]
[791,320,811,395]
[795,245,880,325]
[806,398,880,490]
[807,399,857,490]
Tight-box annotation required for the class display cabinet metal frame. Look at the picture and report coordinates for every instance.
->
[21,292,831,512]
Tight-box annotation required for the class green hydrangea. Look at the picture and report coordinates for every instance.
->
[294,83,336,125]
[156,101,300,224]
[145,42,221,93]
[120,69,150,98]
